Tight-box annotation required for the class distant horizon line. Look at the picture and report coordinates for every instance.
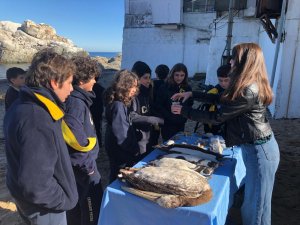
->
[88,51,122,53]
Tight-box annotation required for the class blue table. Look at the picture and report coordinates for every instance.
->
[98,134,245,225]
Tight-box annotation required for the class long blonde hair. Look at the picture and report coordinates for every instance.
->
[223,43,273,105]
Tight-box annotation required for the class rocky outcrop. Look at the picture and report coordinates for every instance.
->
[0,20,88,63]
[93,53,122,71]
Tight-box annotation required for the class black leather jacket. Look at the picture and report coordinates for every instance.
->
[181,84,273,147]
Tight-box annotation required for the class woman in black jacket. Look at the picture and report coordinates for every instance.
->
[171,43,279,225]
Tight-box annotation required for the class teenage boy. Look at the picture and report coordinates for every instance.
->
[3,49,78,225]
[153,64,169,102]
[90,77,105,147]
[131,61,164,155]
[203,64,231,135]
[64,56,102,225]
[151,64,170,145]
[5,67,26,110]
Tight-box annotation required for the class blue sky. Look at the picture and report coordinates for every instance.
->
[0,0,124,52]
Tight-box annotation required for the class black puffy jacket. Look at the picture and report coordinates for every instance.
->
[181,84,273,147]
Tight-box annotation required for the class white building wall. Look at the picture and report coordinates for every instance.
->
[182,13,214,76]
[151,0,182,24]
[122,0,214,77]
[206,18,260,85]
[122,27,184,70]
[273,0,300,118]
[258,24,281,116]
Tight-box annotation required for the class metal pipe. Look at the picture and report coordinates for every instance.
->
[226,0,235,58]
[271,0,287,88]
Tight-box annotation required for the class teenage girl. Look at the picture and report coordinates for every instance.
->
[156,63,193,141]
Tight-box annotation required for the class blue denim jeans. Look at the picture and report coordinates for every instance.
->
[240,134,280,225]
[17,205,67,225]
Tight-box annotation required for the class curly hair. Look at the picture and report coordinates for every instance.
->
[104,70,139,107]
[26,48,76,88]
[71,56,101,85]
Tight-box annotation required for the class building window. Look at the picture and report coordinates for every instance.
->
[183,0,215,13]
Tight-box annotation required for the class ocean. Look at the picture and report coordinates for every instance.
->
[89,52,120,58]
[0,63,30,80]
[0,52,120,80]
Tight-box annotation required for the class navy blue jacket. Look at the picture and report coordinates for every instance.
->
[5,85,19,111]
[152,79,165,103]
[90,82,105,145]
[3,86,78,213]
[105,101,140,167]
[64,86,100,179]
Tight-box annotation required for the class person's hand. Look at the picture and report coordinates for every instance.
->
[171,104,182,115]
[171,91,192,102]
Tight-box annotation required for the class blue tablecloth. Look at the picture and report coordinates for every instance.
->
[98,134,246,225]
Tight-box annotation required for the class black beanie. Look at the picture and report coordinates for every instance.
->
[131,61,151,78]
